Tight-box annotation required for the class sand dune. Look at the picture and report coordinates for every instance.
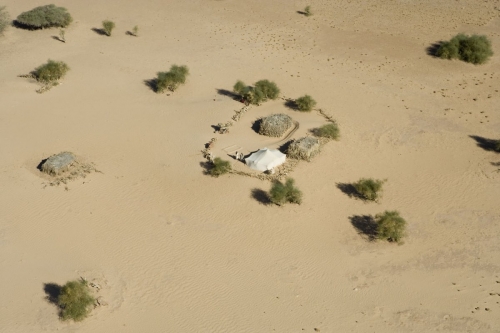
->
[0,0,499,332]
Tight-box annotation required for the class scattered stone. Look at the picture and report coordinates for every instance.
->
[287,136,320,161]
[40,152,76,176]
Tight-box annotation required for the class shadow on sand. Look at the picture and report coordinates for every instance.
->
[349,215,377,241]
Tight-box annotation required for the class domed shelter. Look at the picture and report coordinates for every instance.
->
[245,148,286,172]
[287,136,320,161]
[258,113,293,137]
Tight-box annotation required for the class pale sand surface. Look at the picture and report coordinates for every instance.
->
[1,0,500,332]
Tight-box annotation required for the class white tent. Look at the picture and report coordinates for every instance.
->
[245,148,286,172]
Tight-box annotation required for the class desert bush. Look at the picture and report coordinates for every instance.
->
[0,6,10,35]
[259,113,293,137]
[131,25,138,36]
[232,79,280,105]
[58,279,95,321]
[209,157,231,177]
[156,65,189,93]
[436,34,493,65]
[375,210,406,243]
[304,6,312,17]
[295,95,316,112]
[34,60,69,83]
[353,178,385,201]
[16,4,72,29]
[269,178,302,206]
[102,20,115,36]
[287,136,320,161]
[314,123,339,140]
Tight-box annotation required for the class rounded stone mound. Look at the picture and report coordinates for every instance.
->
[287,136,320,161]
[40,152,76,176]
[258,113,293,137]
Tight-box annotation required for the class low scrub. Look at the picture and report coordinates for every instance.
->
[436,34,493,65]
[209,157,231,177]
[58,279,95,321]
[34,60,69,83]
[269,178,302,206]
[304,6,312,17]
[375,210,407,243]
[353,178,385,201]
[16,4,72,29]
[102,20,115,36]
[233,79,280,105]
[0,6,10,35]
[314,123,339,140]
[295,95,316,112]
[156,65,189,93]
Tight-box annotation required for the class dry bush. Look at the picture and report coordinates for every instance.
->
[209,157,231,177]
[156,65,189,93]
[34,60,69,83]
[287,136,320,161]
[102,20,115,36]
[353,178,385,201]
[16,5,72,29]
[0,6,10,35]
[259,113,293,137]
[314,123,340,140]
[295,95,316,112]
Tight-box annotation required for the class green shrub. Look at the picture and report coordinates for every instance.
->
[156,65,189,93]
[375,211,406,243]
[34,60,69,83]
[102,20,115,36]
[16,5,72,29]
[209,157,231,177]
[436,34,493,65]
[131,25,138,36]
[304,6,312,17]
[495,140,500,152]
[315,123,339,140]
[232,79,280,105]
[353,178,385,201]
[233,80,246,96]
[57,279,95,321]
[269,178,302,206]
[295,95,316,112]
[0,6,10,35]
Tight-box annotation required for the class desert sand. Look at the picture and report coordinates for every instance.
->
[1,0,500,332]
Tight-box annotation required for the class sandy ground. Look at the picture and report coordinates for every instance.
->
[1,0,500,332]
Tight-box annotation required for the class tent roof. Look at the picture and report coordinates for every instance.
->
[245,148,286,172]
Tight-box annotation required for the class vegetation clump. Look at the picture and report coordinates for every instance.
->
[209,157,231,177]
[16,4,72,29]
[375,210,407,243]
[259,113,293,137]
[314,123,340,140]
[295,95,316,112]
[304,6,312,17]
[156,65,189,93]
[233,79,280,105]
[34,60,69,83]
[269,178,302,206]
[57,279,95,321]
[102,20,115,36]
[436,34,493,65]
[130,25,138,36]
[353,178,385,201]
[287,136,320,161]
[0,6,10,35]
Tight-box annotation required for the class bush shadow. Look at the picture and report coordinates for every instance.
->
[469,135,500,152]
[296,11,307,16]
[349,215,377,241]
[426,41,443,57]
[43,282,62,305]
[51,36,65,43]
[199,161,212,175]
[91,27,107,36]
[251,118,262,134]
[278,140,293,154]
[216,89,240,101]
[12,20,39,30]
[251,188,272,205]
[336,182,364,200]
[36,158,48,172]
[284,99,298,110]
[143,79,157,92]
